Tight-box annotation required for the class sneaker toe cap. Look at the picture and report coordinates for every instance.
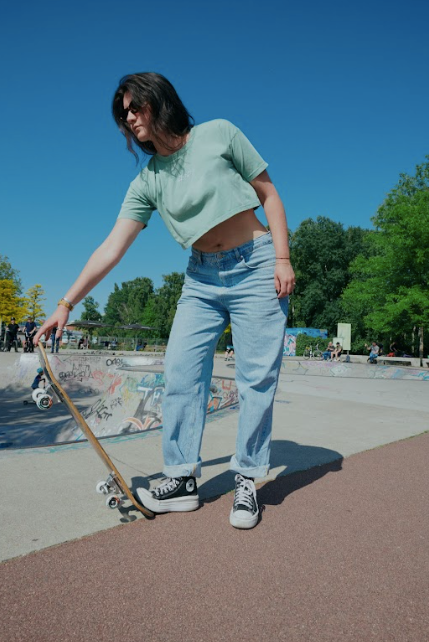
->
[229,508,259,529]
[135,487,152,504]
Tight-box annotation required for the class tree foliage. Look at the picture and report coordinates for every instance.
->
[148,272,185,338]
[289,217,369,334]
[23,284,46,323]
[0,255,22,294]
[342,157,429,355]
[0,279,26,321]
[103,277,154,327]
[81,296,102,322]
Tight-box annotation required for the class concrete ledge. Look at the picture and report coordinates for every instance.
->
[284,354,422,367]
[281,358,429,381]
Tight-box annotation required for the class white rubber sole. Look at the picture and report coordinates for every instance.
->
[229,508,259,529]
[136,487,200,513]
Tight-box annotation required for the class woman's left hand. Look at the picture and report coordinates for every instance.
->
[274,262,295,298]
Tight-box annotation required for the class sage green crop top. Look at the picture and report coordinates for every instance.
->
[117,119,268,249]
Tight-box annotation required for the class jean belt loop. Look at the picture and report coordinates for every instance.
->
[234,248,241,262]
[192,247,202,264]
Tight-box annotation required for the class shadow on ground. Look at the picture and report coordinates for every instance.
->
[129,439,343,506]
[0,382,103,448]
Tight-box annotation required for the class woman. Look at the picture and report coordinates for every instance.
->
[35,72,295,529]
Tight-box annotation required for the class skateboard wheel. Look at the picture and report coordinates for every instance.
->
[36,394,53,410]
[106,496,121,509]
[96,481,110,495]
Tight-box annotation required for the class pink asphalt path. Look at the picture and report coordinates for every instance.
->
[1,433,428,642]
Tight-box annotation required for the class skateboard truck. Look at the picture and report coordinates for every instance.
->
[96,474,124,509]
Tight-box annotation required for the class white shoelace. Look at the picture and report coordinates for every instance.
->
[153,477,180,497]
[233,475,256,511]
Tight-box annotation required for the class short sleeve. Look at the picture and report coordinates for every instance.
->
[229,125,268,182]
[117,171,155,226]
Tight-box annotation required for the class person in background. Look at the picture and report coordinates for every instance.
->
[330,342,342,361]
[322,341,334,360]
[24,316,38,352]
[225,344,234,361]
[365,341,380,364]
[6,317,19,352]
[50,326,60,354]
[31,367,46,390]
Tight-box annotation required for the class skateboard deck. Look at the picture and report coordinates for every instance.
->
[37,343,154,518]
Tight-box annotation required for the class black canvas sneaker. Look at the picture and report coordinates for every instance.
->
[229,473,259,529]
[135,476,199,513]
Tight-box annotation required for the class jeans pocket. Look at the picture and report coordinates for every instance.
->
[242,248,276,271]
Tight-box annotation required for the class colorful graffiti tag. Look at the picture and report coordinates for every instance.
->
[283,328,328,356]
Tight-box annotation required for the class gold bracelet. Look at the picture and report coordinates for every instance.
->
[58,298,74,311]
[276,257,291,261]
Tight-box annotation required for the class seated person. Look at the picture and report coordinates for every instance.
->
[330,342,342,361]
[365,341,380,363]
[322,341,335,360]
[388,341,402,357]
[225,344,234,361]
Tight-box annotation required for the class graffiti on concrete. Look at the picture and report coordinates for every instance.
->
[86,373,239,438]
[11,353,240,444]
[283,328,328,357]
[106,357,124,368]
[283,334,296,357]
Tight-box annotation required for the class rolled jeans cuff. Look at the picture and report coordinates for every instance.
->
[163,460,202,479]
[229,455,269,479]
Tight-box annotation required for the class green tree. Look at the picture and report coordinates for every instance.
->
[23,284,46,323]
[0,255,22,293]
[104,277,154,327]
[0,279,26,322]
[342,157,429,357]
[290,217,369,334]
[140,296,159,333]
[149,272,185,338]
[81,296,102,322]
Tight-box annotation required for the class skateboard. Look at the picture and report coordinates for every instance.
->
[37,343,154,518]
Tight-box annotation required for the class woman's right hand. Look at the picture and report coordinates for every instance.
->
[34,306,70,346]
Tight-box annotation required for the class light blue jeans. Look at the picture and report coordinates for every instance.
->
[162,232,288,479]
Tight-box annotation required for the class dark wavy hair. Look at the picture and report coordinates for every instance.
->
[112,72,194,158]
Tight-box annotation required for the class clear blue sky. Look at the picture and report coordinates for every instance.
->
[1,0,428,322]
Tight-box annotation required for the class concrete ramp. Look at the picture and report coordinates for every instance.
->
[0,353,238,449]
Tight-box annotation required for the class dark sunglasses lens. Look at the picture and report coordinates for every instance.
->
[120,102,139,122]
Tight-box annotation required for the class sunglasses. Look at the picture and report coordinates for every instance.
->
[120,101,141,122]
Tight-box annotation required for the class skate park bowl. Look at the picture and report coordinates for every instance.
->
[0,352,239,450]
[1,351,428,450]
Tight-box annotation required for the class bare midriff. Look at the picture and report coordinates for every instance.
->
[192,209,268,253]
